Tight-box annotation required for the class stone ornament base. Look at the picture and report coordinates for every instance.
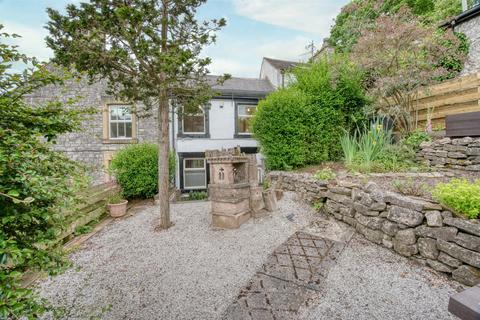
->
[211,210,251,229]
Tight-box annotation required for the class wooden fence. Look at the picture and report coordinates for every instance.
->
[413,72,480,128]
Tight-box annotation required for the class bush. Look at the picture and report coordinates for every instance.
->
[110,143,176,199]
[433,179,480,219]
[253,56,368,170]
[402,130,431,150]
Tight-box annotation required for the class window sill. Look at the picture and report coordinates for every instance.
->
[233,134,254,139]
[102,138,138,144]
[177,133,210,139]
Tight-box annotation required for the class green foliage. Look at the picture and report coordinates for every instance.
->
[0,26,88,319]
[314,168,337,181]
[107,193,125,204]
[341,118,417,172]
[330,0,464,54]
[313,201,324,211]
[253,57,368,170]
[402,130,432,150]
[433,179,480,219]
[110,143,175,199]
[187,191,208,201]
[340,131,358,167]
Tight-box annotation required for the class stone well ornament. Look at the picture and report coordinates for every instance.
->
[206,147,266,229]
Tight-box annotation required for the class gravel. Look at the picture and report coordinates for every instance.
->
[304,234,463,320]
[36,192,316,320]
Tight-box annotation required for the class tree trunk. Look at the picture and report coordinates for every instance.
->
[157,88,171,229]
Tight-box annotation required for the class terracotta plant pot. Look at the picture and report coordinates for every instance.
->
[107,200,128,218]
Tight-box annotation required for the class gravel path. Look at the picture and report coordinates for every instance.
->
[304,234,463,320]
[37,193,316,320]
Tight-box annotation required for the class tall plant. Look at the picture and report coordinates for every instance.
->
[351,7,466,135]
[46,0,227,229]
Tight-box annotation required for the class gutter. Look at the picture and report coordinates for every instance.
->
[440,4,480,28]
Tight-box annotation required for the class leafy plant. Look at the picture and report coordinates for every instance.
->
[314,168,337,181]
[432,179,480,219]
[187,191,208,201]
[393,178,429,197]
[110,143,175,199]
[253,56,368,170]
[0,26,89,319]
[340,131,358,167]
[107,193,125,204]
[403,130,432,150]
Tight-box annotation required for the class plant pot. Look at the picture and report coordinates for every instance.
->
[107,200,128,218]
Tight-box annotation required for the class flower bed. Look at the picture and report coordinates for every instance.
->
[268,171,480,286]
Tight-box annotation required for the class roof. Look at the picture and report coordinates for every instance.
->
[440,4,480,28]
[207,75,274,98]
[262,57,299,71]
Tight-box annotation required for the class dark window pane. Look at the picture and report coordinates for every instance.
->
[184,115,205,133]
[110,123,117,138]
[185,159,204,169]
[126,122,132,138]
[118,122,125,137]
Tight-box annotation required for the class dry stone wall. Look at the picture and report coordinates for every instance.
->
[268,171,480,286]
[417,137,480,171]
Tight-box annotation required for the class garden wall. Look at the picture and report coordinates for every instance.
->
[268,171,480,286]
[417,137,480,171]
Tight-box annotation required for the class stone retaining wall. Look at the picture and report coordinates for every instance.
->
[417,137,480,171]
[268,171,480,286]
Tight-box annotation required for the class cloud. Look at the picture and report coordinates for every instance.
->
[256,35,312,62]
[2,21,52,62]
[232,0,343,37]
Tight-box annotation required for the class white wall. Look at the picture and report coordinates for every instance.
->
[260,59,283,89]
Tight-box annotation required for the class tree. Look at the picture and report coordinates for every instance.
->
[351,8,466,134]
[0,26,88,318]
[46,0,226,229]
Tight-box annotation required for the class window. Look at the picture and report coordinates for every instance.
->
[237,104,256,135]
[183,158,206,189]
[109,105,132,139]
[183,106,205,134]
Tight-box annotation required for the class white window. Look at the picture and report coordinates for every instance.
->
[183,158,206,189]
[183,106,205,134]
[109,105,132,139]
[237,104,256,134]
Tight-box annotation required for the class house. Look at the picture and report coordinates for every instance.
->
[441,2,480,75]
[259,57,298,89]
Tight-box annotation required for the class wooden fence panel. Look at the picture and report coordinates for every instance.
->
[413,72,480,128]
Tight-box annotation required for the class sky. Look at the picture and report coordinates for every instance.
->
[0,0,349,78]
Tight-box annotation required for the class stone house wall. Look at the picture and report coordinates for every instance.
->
[25,77,158,185]
[268,171,480,286]
[417,137,480,171]
[455,14,480,76]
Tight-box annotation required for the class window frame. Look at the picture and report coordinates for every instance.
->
[108,104,133,140]
[178,105,210,138]
[183,158,207,190]
[182,106,206,135]
[235,102,257,137]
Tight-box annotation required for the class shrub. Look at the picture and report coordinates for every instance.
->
[110,144,175,199]
[393,178,429,197]
[432,179,480,219]
[314,168,336,180]
[253,56,368,170]
[402,130,431,150]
